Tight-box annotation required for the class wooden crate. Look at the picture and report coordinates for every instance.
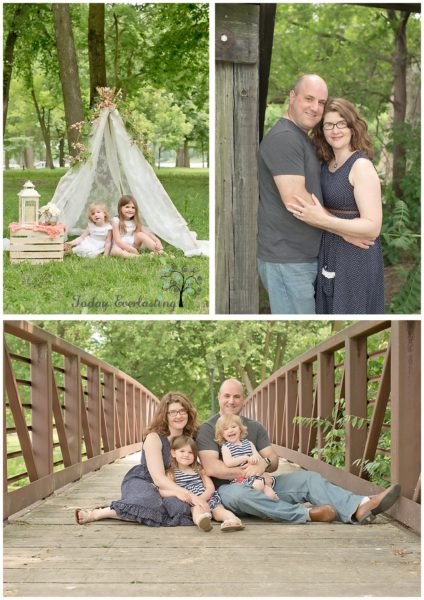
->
[10,228,64,263]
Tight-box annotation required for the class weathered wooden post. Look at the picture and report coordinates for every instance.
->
[215,4,260,314]
[216,4,275,314]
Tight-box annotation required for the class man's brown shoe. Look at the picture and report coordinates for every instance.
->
[355,483,401,524]
[309,505,337,522]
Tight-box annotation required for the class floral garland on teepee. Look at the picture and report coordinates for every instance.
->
[68,87,151,165]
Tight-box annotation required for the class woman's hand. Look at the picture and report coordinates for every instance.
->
[173,489,193,503]
[189,494,209,512]
[287,194,330,228]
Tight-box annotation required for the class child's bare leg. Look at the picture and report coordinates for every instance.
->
[110,246,139,258]
[212,505,244,531]
[263,484,278,499]
[75,506,118,524]
[135,232,164,253]
[252,478,278,499]
[191,506,212,531]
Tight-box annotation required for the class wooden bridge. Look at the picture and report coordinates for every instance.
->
[4,320,421,596]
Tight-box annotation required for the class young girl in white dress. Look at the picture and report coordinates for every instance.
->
[110,195,164,258]
[65,202,112,258]
[215,414,278,499]
[159,435,245,532]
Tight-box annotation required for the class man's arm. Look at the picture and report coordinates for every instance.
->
[274,174,314,209]
[198,449,245,480]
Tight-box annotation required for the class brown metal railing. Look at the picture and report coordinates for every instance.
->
[243,320,421,532]
[4,321,159,519]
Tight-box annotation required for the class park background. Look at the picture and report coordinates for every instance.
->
[266,4,420,313]
[3,3,209,314]
[5,318,396,491]
[216,3,420,314]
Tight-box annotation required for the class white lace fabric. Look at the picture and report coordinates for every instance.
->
[51,109,209,257]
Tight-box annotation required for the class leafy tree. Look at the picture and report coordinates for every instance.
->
[35,320,352,421]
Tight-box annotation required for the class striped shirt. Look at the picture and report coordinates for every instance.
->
[174,469,205,496]
[223,438,252,462]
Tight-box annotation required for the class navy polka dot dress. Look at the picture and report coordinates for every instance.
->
[315,151,385,314]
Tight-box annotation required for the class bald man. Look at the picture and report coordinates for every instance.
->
[257,74,328,314]
[197,378,401,524]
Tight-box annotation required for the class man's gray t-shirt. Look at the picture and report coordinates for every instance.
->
[196,415,271,489]
[258,117,323,263]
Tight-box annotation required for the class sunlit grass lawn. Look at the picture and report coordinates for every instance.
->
[4,168,209,314]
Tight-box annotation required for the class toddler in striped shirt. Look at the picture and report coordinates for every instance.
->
[159,435,245,532]
[215,414,278,499]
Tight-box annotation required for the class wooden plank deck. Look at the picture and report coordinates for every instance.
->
[4,453,421,597]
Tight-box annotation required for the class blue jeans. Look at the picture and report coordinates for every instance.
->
[218,471,364,524]
[257,259,317,314]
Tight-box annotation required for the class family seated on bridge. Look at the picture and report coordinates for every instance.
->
[75,379,401,531]
[65,195,164,258]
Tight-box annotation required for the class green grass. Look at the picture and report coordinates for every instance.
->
[4,168,209,314]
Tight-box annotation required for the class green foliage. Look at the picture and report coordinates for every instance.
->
[33,320,353,422]
[4,3,209,162]
[294,401,368,469]
[389,262,421,313]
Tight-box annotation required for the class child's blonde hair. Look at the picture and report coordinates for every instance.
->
[88,202,110,223]
[167,435,204,481]
[117,195,142,234]
[214,414,248,445]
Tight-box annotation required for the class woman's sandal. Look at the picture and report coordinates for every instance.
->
[220,519,245,532]
[195,513,213,532]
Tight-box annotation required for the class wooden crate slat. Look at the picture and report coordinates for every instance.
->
[10,229,64,263]
[10,244,64,251]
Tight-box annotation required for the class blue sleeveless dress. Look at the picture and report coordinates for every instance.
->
[110,434,193,527]
[315,151,384,314]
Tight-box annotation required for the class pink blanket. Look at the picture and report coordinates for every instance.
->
[8,222,66,239]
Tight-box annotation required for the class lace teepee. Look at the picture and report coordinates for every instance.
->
[51,108,208,257]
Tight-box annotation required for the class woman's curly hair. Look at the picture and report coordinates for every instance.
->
[312,97,374,163]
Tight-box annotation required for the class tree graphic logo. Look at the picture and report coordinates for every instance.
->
[161,264,202,307]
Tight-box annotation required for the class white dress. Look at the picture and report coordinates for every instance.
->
[111,216,137,248]
[73,222,112,258]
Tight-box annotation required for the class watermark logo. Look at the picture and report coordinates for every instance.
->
[161,264,202,307]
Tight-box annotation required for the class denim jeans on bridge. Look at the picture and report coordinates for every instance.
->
[257,259,317,314]
[218,471,364,524]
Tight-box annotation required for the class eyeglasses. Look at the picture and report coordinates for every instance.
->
[323,120,348,131]
[167,409,188,417]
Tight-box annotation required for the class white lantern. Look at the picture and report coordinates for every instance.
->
[18,181,40,225]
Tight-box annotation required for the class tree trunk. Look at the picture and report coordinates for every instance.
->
[59,137,65,166]
[52,4,84,158]
[88,4,107,107]
[113,13,121,90]
[175,139,190,167]
[388,9,409,199]
[30,86,54,168]
[23,147,34,169]
[3,5,29,136]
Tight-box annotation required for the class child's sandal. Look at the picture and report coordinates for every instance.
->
[220,519,245,532]
[195,513,213,532]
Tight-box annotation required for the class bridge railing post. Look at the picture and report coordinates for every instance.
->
[390,321,421,496]
[4,321,159,519]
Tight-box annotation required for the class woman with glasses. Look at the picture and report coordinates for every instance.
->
[75,391,202,526]
[286,98,384,314]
